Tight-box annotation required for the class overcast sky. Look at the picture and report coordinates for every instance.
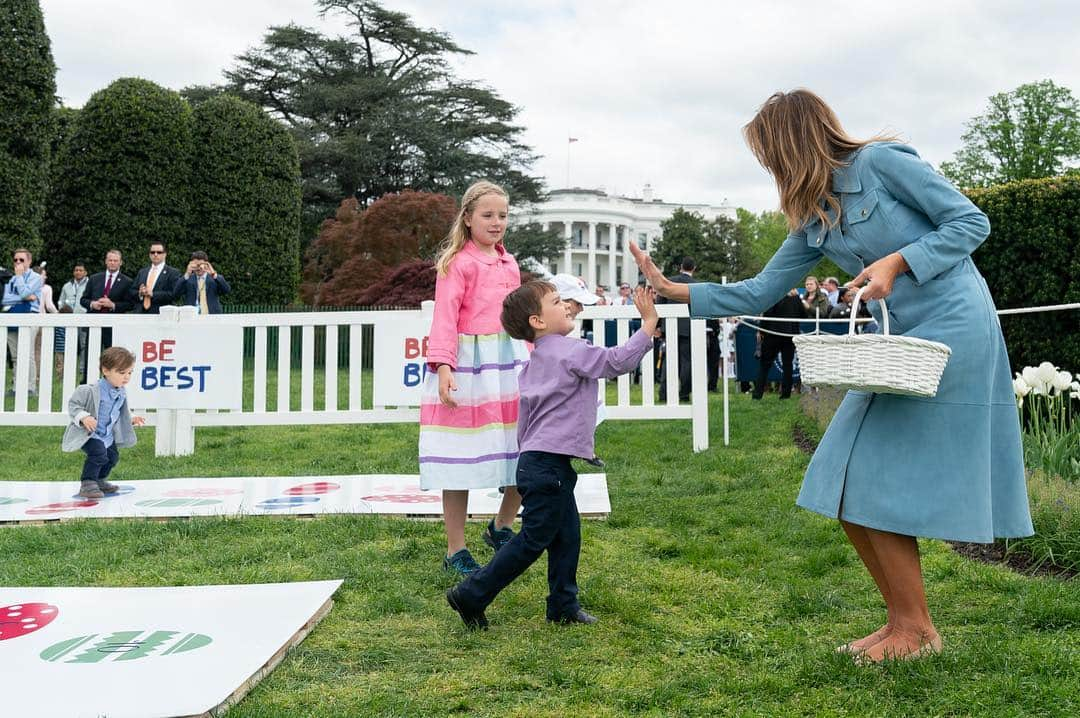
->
[40,0,1080,212]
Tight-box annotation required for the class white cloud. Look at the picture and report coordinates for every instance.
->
[41,0,1080,212]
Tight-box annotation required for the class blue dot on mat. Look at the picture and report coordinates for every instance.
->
[257,496,321,510]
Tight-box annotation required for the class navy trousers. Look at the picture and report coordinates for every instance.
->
[455,451,581,620]
[80,438,119,483]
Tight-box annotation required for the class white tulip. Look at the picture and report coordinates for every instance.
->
[1013,376,1031,397]
[1051,370,1073,393]
[1035,361,1058,385]
[1021,365,1041,389]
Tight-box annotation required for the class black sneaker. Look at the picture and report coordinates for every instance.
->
[443,548,481,576]
[582,456,606,468]
[446,586,488,629]
[482,519,515,552]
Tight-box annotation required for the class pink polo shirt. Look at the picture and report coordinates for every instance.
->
[426,241,521,369]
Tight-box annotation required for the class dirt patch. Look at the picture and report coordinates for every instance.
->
[792,423,818,455]
[949,541,1076,580]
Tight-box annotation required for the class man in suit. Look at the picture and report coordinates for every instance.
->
[81,249,133,359]
[130,241,181,314]
[174,251,230,314]
[754,288,805,400]
[657,256,708,403]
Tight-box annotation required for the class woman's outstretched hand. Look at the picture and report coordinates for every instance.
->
[628,243,688,302]
[846,252,910,302]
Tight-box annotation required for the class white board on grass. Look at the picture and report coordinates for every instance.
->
[0,474,611,522]
[0,580,341,718]
[112,325,244,410]
[372,315,432,407]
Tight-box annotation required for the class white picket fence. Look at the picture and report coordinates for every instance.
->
[1,304,709,456]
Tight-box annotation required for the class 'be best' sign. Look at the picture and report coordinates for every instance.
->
[114,326,243,410]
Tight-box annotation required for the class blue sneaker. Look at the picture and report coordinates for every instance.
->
[482,519,515,552]
[443,548,481,576]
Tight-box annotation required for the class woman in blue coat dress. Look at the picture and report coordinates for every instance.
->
[631,90,1033,663]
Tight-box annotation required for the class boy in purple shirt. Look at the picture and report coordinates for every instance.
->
[447,280,658,628]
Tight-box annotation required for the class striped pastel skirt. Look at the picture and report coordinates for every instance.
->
[418,332,529,490]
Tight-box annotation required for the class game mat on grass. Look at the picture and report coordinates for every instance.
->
[0,474,610,522]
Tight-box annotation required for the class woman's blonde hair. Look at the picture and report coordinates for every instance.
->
[435,180,510,276]
[743,89,897,231]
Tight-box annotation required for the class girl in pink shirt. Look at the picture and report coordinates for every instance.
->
[419,181,529,576]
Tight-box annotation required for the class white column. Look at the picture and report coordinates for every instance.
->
[623,225,635,285]
[587,222,597,289]
[607,223,617,290]
[563,222,573,276]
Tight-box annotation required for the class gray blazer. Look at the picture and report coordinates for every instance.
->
[62,383,137,452]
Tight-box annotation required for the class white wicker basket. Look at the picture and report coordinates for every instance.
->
[791,286,951,397]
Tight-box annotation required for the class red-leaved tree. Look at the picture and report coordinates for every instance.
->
[300,190,458,306]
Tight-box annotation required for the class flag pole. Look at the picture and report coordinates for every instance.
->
[566,135,579,188]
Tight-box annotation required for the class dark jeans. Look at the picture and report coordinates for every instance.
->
[455,451,581,620]
[659,335,692,402]
[706,331,720,391]
[754,336,795,398]
[80,438,119,483]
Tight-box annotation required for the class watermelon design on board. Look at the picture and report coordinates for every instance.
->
[361,494,441,504]
[0,603,59,641]
[135,498,223,508]
[163,488,244,498]
[25,500,98,516]
[283,482,340,495]
[257,496,321,510]
[41,630,212,663]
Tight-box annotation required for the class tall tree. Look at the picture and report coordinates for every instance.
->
[736,207,847,282]
[301,190,457,306]
[503,222,567,273]
[0,0,56,258]
[209,0,542,242]
[43,78,192,275]
[941,80,1080,188]
[653,209,750,282]
[189,95,302,306]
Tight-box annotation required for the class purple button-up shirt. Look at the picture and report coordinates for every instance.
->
[517,329,653,459]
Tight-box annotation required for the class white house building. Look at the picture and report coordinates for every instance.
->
[514,185,736,290]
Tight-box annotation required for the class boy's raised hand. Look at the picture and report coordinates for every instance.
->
[132,416,146,427]
[81,416,97,433]
[633,286,659,334]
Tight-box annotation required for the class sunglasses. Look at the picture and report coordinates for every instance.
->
[13,258,26,264]
[149,250,165,255]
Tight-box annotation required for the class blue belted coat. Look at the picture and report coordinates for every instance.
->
[689,142,1033,542]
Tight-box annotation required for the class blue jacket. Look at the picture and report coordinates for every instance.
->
[688,142,1032,543]
[173,273,231,314]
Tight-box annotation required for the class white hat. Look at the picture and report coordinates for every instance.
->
[550,274,598,305]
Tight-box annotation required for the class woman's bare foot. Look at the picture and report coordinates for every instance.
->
[856,628,941,664]
[836,624,892,654]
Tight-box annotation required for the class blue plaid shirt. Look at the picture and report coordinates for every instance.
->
[93,378,126,448]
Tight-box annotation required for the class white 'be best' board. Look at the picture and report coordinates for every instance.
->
[0,580,341,718]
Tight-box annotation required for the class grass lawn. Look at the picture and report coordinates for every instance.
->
[1,386,1078,716]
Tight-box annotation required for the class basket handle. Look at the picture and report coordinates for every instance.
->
[848,285,890,336]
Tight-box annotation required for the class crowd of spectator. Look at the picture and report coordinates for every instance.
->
[3,244,231,395]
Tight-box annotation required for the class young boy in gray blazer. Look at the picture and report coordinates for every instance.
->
[62,347,145,499]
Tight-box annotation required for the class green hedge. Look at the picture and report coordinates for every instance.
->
[0,0,55,258]
[189,95,301,305]
[44,78,192,274]
[967,176,1080,373]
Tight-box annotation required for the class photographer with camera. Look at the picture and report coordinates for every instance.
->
[3,248,44,396]
[174,251,230,314]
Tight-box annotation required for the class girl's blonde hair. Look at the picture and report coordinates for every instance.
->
[435,180,510,276]
[743,89,897,231]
